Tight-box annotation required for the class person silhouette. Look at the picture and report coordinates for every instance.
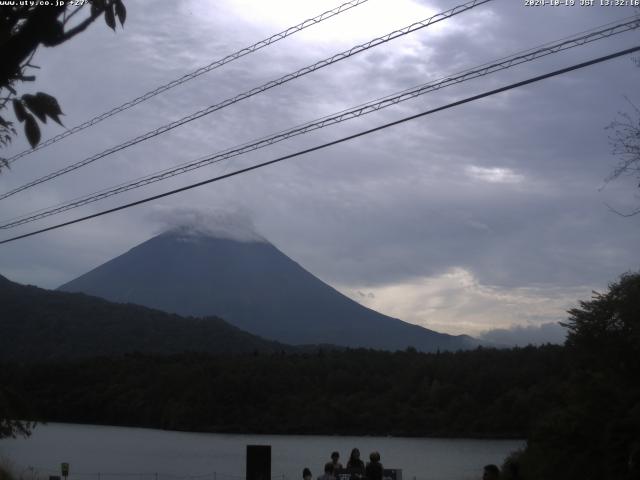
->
[347,448,365,479]
[365,452,383,480]
[330,451,343,472]
[303,468,313,480]
[318,462,336,480]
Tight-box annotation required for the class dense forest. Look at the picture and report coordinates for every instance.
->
[0,345,568,438]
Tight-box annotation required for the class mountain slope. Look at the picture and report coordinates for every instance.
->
[0,274,289,361]
[59,230,476,352]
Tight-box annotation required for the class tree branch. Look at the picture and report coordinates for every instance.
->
[48,7,105,46]
[0,6,64,86]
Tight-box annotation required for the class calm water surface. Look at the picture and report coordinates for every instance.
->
[0,423,523,480]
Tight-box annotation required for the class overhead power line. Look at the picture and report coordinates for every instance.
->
[4,0,371,164]
[1,44,638,246]
[2,16,638,230]
[0,0,491,202]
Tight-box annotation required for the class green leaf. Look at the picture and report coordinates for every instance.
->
[35,92,62,115]
[22,94,47,123]
[115,0,126,27]
[24,114,41,148]
[13,99,27,122]
[105,3,116,31]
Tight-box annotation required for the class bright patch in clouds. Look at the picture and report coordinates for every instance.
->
[341,268,588,337]
[465,166,524,184]
[210,0,438,44]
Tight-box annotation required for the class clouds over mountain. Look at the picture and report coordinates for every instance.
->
[0,0,638,336]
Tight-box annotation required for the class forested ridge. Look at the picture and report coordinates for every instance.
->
[0,274,291,360]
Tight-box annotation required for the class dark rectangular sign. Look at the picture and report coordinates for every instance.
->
[246,445,271,480]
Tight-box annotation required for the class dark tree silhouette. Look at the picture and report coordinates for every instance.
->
[509,271,640,480]
[0,0,126,167]
[563,271,640,374]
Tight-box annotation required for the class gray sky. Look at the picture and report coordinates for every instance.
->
[1,0,639,340]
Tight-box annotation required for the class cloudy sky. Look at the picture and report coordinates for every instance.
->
[0,0,639,343]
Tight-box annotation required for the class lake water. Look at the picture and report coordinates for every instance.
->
[0,423,524,480]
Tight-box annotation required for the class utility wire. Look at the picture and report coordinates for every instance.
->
[0,0,491,202]
[4,0,371,164]
[2,16,638,230]
[1,45,638,246]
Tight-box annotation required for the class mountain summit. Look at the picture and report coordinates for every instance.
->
[59,228,475,351]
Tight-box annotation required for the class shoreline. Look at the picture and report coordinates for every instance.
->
[6,421,526,442]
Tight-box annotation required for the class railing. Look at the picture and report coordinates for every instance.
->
[9,467,250,480]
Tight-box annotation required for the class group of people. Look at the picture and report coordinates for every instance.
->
[303,449,383,480]
[303,452,503,480]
